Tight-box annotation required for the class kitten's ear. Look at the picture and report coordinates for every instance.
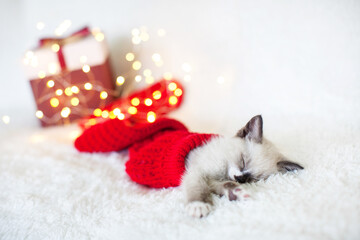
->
[236,115,263,143]
[277,160,304,173]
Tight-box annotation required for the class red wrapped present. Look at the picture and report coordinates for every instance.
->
[23,27,114,127]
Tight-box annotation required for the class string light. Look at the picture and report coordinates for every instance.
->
[50,98,60,107]
[126,53,135,61]
[168,82,177,91]
[101,110,109,118]
[2,115,10,124]
[47,80,55,88]
[84,82,93,90]
[147,111,156,123]
[132,36,141,45]
[51,44,60,52]
[174,88,183,97]
[182,63,192,72]
[36,22,45,30]
[64,87,73,96]
[163,72,173,80]
[55,89,63,96]
[60,107,71,118]
[128,106,137,115]
[132,28,140,36]
[71,97,80,106]
[113,108,121,115]
[144,98,153,106]
[132,61,142,70]
[135,75,142,82]
[116,76,125,86]
[152,53,161,62]
[100,91,108,99]
[131,97,140,106]
[145,76,154,84]
[140,32,149,41]
[118,113,125,120]
[153,90,162,100]
[54,19,72,36]
[26,51,34,58]
[143,69,152,77]
[71,86,79,94]
[82,64,90,73]
[48,63,58,74]
[38,71,46,79]
[95,32,105,42]
[93,108,102,117]
[169,96,178,105]
[35,110,44,119]
[109,111,116,119]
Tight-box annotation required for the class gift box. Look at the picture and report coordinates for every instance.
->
[23,27,115,127]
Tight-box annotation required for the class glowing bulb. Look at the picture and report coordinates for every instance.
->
[163,72,172,80]
[35,110,44,119]
[217,76,225,84]
[82,64,90,73]
[157,28,166,37]
[147,111,156,123]
[168,82,177,91]
[184,75,191,82]
[95,32,105,42]
[174,88,183,97]
[145,76,154,84]
[126,53,135,61]
[61,107,71,118]
[108,111,116,119]
[36,22,45,30]
[152,53,161,62]
[131,97,140,106]
[71,97,80,106]
[101,110,109,118]
[143,69,152,77]
[38,71,46,79]
[48,63,58,74]
[132,28,140,36]
[2,115,10,124]
[26,51,34,58]
[153,90,161,100]
[135,75,142,82]
[116,76,125,85]
[132,36,141,45]
[140,32,149,41]
[132,61,142,70]
[113,108,121,115]
[155,60,164,67]
[84,82,92,90]
[64,87,72,96]
[51,43,60,52]
[128,106,137,115]
[118,113,125,120]
[50,98,59,107]
[89,119,97,126]
[55,89,63,96]
[144,98,153,106]
[71,86,79,94]
[93,108,102,117]
[169,96,178,105]
[182,63,192,72]
[100,91,108,99]
[47,80,55,88]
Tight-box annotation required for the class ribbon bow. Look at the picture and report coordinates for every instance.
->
[39,27,91,71]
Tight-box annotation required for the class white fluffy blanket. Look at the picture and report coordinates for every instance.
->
[0,115,359,240]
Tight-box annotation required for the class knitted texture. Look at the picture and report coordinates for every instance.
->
[75,118,215,188]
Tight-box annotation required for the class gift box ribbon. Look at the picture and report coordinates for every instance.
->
[39,27,91,71]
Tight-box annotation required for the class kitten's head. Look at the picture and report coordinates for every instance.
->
[228,115,304,183]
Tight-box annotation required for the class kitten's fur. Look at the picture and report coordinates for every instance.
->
[182,115,303,218]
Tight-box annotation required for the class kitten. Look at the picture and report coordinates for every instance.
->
[182,115,303,218]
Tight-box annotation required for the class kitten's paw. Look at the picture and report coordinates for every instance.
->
[223,182,251,201]
[186,201,212,218]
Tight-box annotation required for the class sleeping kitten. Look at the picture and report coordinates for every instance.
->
[182,115,303,218]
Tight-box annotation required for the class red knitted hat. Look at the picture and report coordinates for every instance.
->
[75,118,215,188]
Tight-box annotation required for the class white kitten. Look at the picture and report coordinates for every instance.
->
[182,115,303,218]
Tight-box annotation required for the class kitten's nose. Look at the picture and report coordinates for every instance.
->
[234,173,252,183]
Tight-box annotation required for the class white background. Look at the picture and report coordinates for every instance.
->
[0,0,359,134]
